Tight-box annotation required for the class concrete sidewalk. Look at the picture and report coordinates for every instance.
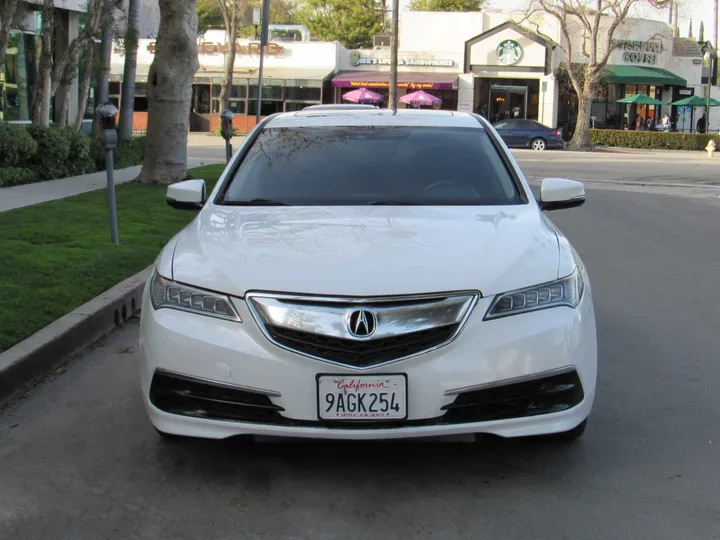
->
[0,157,220,213]
[0,166,142,213]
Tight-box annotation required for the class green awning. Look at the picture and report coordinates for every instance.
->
[616,93,663,105]
[670,95,720,106]
[602,65,687,86]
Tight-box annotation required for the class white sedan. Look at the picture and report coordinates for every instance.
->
[139,109,597,443]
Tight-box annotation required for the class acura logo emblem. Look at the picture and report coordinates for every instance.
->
[348,310,376,337]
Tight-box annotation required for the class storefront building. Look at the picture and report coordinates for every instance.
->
[1,0,90,126]
[109,29,338,133]
[339,10,707,133]
[103,9,708,134]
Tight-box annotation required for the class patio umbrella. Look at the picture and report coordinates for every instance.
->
[670,95,720,107]
[616,93,663,105]
[399,90,442,107]
[342,87,383,104]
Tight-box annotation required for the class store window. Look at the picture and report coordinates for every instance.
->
[194,84,211,114]
[212,83,248,114]
[248,84,284,115]
[105,81,121,110]
[130,82,149,112]
[285,86,321,101]
[1,32,39,122]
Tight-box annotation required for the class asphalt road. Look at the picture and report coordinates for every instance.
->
[2,178,720,538]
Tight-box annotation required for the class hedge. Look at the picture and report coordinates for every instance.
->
[0,124,37,167]
[0,125,146,188]
[590,129,720,151]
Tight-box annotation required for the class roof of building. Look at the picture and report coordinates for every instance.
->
[673,38,703,58]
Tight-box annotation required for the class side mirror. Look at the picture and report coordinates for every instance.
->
[539,178,585,211]
[166,179,207,210]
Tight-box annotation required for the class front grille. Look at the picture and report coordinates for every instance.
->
[265,323,460,367]
[441,369,584,424]
[149,369,285,423]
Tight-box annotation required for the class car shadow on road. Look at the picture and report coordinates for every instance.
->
[148,431,592,493]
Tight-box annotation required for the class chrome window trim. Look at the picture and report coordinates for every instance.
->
[245,290,481,370]
[443,365,578,396]
[155,368,282,397]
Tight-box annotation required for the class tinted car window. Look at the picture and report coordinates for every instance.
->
[220,126,523,206]
[516,120,540,129]
[493,120,514,130]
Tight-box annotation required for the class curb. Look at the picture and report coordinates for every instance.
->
[0,266,152,404]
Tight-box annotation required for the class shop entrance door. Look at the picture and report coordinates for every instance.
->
[488,85,528,123]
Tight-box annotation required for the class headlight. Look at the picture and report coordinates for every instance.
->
[149,270,242,322]
[484,267,584,320]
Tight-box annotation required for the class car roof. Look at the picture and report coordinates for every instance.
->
[303,104,379,110]
[265,109,485,129]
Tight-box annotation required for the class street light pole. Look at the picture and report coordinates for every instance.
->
[703,45,715,133]
[256,0,271,124]
[388,0,400,109]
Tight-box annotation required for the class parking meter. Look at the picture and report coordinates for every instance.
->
[95,102,120,244]
[220,109,235,163]
[96,102,119,150]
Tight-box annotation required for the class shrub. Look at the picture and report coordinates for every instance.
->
[63,127,94,176]
[211,125,237,137]
[25,125,73,179]
[0,167,36,188]
[0,126,145,187]
[590,129,720,151]
[0,123,38,167]
[90,134,146,171]
[114,135,146,169]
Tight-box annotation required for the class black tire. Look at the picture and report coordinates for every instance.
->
[531,137,547,151]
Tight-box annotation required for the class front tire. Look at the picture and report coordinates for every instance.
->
[531,137,547,151]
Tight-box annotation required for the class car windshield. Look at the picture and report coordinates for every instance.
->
[219,126,524,206]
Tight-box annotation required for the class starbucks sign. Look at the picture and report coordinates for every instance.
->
[496,40,522,66]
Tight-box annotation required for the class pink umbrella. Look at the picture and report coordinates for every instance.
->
[399,90,442,107]
[342,87,383,104]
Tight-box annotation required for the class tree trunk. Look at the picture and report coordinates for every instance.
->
[34,0,54,126]
[118,0,141,140]
[74,43,95,130]
[0,0,20,72]
[569,92,592,151]
[137,0,199,185]
[218,3,238,112]
[16,32,29,120]
[57,85,69,127]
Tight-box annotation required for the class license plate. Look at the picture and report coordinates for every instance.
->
[317,374,408,420]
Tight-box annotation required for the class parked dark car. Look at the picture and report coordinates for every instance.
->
[492,119,564,150]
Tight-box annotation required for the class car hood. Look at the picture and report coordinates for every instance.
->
[171,205,560,298]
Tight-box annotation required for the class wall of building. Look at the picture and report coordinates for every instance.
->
[114,31,339,75]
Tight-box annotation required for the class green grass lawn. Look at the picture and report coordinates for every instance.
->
[0,163,226,353]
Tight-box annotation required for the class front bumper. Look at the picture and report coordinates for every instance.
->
[139,281,597,440]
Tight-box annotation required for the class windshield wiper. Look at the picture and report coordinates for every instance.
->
[223,198,290,206]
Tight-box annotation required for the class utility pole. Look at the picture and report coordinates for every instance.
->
[388,0,399,109]
[256,0,271,124]
[714,0,718,53]
[96,0,114,134]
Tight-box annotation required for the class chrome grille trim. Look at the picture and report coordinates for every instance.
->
[245,291,480,369]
